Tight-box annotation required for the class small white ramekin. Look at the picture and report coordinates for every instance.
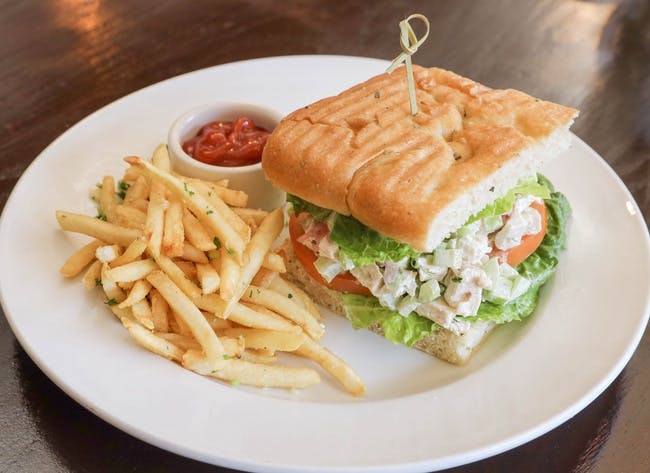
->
[167,102,285,210]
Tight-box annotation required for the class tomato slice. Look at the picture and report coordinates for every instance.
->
[492,201,548,267]
[289,214,371,295]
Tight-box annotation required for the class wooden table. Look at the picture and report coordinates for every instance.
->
[1,1,648,471]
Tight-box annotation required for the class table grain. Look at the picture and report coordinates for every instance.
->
[1,1,648,472]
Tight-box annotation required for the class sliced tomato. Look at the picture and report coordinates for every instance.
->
[289,214,371,295]
[492,201,547,267]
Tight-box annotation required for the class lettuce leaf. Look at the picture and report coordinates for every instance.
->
[342,293,438,346]
[330,214,420,266]
[287,194,418,265]
[286,194,332,221]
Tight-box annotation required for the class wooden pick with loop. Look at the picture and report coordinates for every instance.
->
[386,13,430,116]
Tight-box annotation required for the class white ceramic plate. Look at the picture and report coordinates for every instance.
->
[1,56,649,473]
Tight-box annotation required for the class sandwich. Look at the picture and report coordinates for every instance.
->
[261,65,577,365]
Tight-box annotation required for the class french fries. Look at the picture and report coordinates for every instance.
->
[56,147,365,396]
[126,157,249,261]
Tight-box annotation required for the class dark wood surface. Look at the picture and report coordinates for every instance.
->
[1,1,648,472]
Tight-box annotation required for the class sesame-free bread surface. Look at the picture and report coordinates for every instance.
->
[262,66,578,251]
[280,240,495,365]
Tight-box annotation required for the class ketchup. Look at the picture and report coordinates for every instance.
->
[182,116,270,167]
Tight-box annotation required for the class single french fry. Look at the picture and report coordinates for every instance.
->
[268,276,322,321]
[110,304,132,321]
[223,208,284,317]
[122,164,146,183]
[168,310,188,335]
[146,270,224,370]
[232,207,268,224]
[153,254,202,300]
[152,143,171,171]
[201,310,232,331]
[105,259,157,283]
[114,205,146,229]
[99,176,118,222]
[174,260,197,281]
[118,279,152,308]
[125,157,248,260]
[144,180,166,257]
[159,332,244,358]
[56,211,141,247]
[121,317,184,362]
[262,252,286,273]
[196,263,220,295]
[241,285,324,340]
[219,337,246,358]
[182,209,218,251]
[123,175,149,206]
[195,295,299,332]
[118,281,135,291]
[162,196,184,257]
[131,298,154,330]
[250,348,275,357]
[60,239,103,277]
[239,215,258,233]
[296,338,366,397]
[81,260,103,289]
[219,328,306,352]
[109,238,148,268]
[218,246,240,302]
[100,263,126,304]
[185,177,249,208]
[155,332,200,351]
[240,350,277,365]
[181,241,209,264]
[150,288,170,332]
[127,198,149,213]
[251,268,278,288]
[183,349,320,389]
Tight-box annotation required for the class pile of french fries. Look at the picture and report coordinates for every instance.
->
[56,144,365,396]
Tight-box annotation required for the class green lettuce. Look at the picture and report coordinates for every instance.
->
[341,178,571,345]
[342,293,438,346]
[330,215,420,266]
[287,195,418,266]
[287,194,332,221]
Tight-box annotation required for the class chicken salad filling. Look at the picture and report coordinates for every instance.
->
[288,174,571,346]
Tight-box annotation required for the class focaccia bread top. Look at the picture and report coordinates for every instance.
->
[262,66,578,251]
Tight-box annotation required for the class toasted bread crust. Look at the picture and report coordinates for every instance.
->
[280,240,495,365]
[262,66,577,251]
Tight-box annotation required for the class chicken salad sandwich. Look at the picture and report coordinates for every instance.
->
[262,65,577,365]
